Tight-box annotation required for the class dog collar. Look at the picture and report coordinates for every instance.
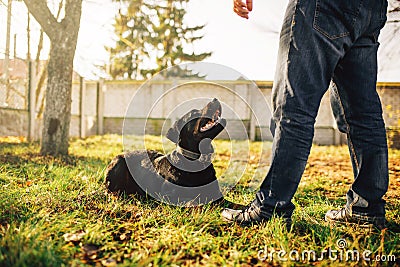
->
[176,145,213,163]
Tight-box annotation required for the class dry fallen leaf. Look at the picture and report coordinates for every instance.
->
[120,233,127,240]
[82,244,100,260]
[101,258,117,267]
[63,230,86,242]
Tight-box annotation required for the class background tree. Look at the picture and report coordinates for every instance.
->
[23,0,82,155]
[109,0,211,80]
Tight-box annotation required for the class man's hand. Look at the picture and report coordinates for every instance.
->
[233,0,253,19]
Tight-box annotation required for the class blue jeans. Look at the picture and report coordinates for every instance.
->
[258,0,389,217]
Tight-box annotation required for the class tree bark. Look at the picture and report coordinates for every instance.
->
[23,0,82,155]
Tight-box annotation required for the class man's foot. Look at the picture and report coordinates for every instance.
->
[325,207,386,230]
[221,199,292,227]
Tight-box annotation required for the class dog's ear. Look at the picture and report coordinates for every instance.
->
[166,109,198,143]
[166,120,180,143]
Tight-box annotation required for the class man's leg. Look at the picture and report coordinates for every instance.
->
[222,0,388,227]
[326,18,389,228]
[222,0,354,224]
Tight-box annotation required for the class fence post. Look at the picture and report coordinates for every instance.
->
[97,79,104,135]
[79,76,86,138]
[28,60,36,142]
[248,83,257,141]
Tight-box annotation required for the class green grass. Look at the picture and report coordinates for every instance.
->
[0,135,399,266]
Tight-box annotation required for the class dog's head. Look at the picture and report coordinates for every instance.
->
[166,98,226,154]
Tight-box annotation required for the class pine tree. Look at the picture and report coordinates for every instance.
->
[109,0,211,80]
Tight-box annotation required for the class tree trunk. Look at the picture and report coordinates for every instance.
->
[23,0,82,156]
[40,35,76,155]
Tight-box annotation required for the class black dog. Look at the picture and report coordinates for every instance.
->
[105,98,227,206]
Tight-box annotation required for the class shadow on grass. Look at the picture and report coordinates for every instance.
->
[0,151,108,168]
[386,221,400,233]
[0,142,114,226]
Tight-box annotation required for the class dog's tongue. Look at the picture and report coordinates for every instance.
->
[200,116,221,132]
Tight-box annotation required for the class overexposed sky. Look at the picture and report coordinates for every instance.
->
[183,0,287,80]
[0,0,399,81]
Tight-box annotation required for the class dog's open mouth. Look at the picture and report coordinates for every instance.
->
[200,110,221,132]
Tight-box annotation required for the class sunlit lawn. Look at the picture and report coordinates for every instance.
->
[0,135,399,266]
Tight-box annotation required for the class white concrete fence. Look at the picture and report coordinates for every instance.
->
[1,80,399,146]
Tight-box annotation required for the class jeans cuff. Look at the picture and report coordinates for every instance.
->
[346,189,385,216]
[256,190,295,216]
